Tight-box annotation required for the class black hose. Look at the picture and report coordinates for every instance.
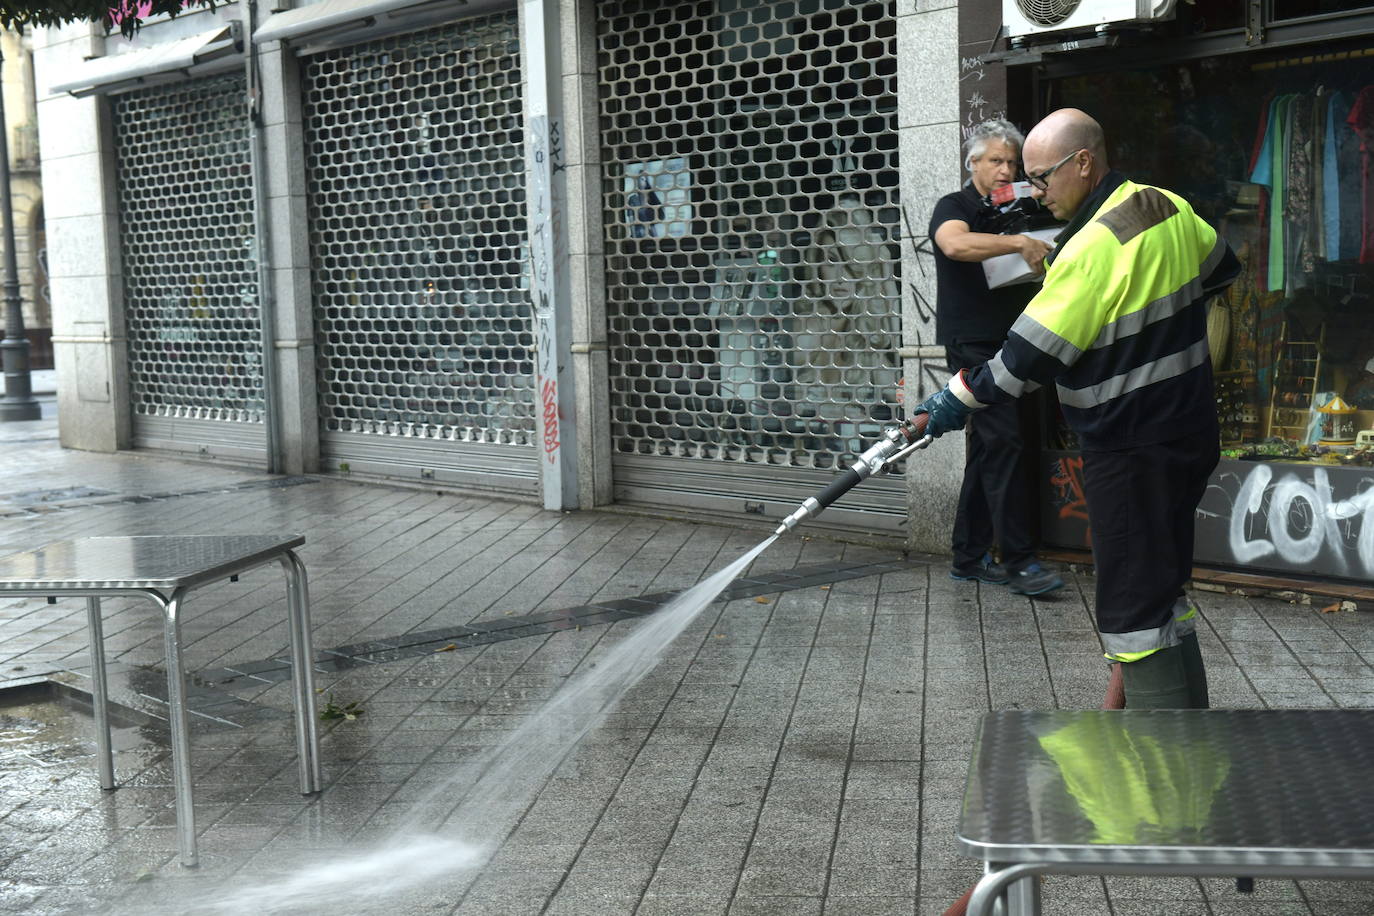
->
[811,467,864,512]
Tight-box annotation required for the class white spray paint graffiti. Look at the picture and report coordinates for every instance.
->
[1217,463,1374,576]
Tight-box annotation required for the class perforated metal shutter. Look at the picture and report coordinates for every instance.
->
[113,74,267,461]
[301,10,537,492]
[598,0,904,531]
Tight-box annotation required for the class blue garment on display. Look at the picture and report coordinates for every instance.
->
[1249,96,1282,185]
[1325,91,1347,261]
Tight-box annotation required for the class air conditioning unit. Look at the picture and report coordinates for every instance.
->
[1004,0,1178,41]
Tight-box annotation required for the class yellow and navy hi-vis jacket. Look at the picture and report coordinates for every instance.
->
[954,172,1241,450]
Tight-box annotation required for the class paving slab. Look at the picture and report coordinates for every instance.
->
[1,403,1374,914]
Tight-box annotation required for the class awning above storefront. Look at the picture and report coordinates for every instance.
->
[254,0,510,48]
[50,23,242,97]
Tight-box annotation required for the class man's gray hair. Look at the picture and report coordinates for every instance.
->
[963,119,1025,172]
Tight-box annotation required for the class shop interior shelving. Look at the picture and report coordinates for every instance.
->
[1266,321,1324,441]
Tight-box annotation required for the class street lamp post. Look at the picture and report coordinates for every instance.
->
[0,36,39,422]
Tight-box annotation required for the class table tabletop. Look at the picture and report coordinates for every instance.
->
[959,709,1374,870]
[0,535,305,591]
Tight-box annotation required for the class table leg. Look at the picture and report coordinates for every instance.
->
[84,597,115,791]
[281,550,322,795]
[160,588,198,868]
[969,864,1046,916]
[1003,873,1041,916]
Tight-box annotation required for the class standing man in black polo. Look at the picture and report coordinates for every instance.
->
[929,119,1063,596]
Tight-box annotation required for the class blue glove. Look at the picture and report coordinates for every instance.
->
[914,374,975,439]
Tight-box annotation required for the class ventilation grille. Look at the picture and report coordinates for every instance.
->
[1016,0,1081,27]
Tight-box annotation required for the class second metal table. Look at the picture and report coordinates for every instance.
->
[959,709,1374,915]
[0,534,323,867]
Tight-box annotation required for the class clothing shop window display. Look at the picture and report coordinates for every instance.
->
[928,119,1065,596]
[1047,49,1374,471]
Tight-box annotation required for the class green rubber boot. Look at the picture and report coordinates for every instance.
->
[1121,633,1209,709]
[1179,630,1210,709]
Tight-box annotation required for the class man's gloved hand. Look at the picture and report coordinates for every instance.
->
[914,370,976,439]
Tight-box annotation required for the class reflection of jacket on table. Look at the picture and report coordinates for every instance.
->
[1036,714,1229,846]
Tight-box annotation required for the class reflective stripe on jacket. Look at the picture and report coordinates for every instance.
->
[962,172,1241,450]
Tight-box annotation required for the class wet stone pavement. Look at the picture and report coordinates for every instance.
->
[2,400,1374,915]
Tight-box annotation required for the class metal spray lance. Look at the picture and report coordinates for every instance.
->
[773,414,932,537]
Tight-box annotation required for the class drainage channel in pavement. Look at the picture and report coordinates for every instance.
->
[19,555,918,735]
[115,555,920,726]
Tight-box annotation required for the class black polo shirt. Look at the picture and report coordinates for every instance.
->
[929,184,1038,346]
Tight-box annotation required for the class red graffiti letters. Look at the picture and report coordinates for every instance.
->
[540,378,560,462]
[1049,455,1090,546]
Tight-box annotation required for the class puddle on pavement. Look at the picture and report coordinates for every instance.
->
[0,681,152,771]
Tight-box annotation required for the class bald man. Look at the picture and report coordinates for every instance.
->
[914,109,1240,710]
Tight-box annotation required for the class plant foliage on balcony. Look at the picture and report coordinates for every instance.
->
[0,2,217,38]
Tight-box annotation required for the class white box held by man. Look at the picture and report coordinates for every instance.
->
[982,227,1062,289]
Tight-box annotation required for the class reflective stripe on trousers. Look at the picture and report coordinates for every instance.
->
[1102,597,1198,663]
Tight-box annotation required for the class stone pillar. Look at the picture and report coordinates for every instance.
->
[256,34,319,475]
[33,23,130,450]
[897,0,963,554]
[562,0,611,508]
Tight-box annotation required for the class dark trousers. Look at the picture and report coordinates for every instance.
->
[1082,430,1219,636]
[946,340,1035,572]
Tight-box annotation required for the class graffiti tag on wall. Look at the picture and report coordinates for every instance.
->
[1049,455,1089,542]
[1042,456,1374,580]
[528,115,566,468]
[1197,462,1374,579]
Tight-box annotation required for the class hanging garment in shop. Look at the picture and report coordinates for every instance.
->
[1251,93,1296,292]
[1346,85,1374,264]
[1324,90,1362,262]
[1287,93,1315,285]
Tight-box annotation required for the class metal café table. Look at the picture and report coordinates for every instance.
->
[0,535,323,867]
[960,709,1374,916]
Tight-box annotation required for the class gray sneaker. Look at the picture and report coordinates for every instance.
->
[950,554,1010,585]
[1008,562,1064,596]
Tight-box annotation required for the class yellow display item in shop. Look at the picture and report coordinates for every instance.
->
[1317,395,1359,446]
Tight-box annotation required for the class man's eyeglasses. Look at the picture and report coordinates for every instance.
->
[1025,149,1083,191]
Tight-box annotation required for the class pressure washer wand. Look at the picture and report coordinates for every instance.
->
[774,414,931,536]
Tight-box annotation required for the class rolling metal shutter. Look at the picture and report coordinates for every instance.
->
[301,9,537,492]
[113,74,267,462]
[597,0,905,531]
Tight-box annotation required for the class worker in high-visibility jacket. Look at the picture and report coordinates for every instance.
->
[915,108,1241,709]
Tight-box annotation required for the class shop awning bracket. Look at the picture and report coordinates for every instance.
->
[50,21,243,97]
[1245,0,1265,46]
[981,33,1118,67]
[252,0,511,49]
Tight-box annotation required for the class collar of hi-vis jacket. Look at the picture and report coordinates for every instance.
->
[1044,169,1127,268]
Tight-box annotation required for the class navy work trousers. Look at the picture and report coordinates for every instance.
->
[1083,429,1219,636]
[946,340,1035,573]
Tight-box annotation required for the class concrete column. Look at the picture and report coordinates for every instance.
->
[33,23,130,451]
[520,0,581,511]
[897,0,963,554]
[256,37,319,475]
[562,0,610,508]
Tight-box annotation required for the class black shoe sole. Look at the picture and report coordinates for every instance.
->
[1008,577,1064,596]
[949,569,1010,586]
